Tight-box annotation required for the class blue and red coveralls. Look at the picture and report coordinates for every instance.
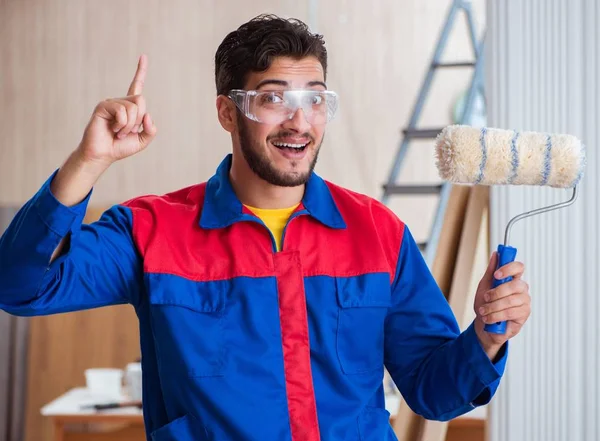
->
[0,154,507,441]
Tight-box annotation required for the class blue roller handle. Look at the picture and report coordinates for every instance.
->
[484,244,518,334]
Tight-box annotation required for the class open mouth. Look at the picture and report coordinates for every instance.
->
[270,141,310,153]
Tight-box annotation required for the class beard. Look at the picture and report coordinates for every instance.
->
[237,113,321,187]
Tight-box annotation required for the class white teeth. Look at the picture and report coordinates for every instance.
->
[272,142,308,149]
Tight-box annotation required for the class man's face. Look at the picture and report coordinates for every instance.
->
[235,56,328,187]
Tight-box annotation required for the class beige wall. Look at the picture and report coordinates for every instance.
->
[0,0,484,239]
[1,2,485,440]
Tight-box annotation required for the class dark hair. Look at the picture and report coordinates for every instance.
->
[214,14,328,96]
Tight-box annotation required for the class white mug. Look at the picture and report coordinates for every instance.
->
[124,362,143,401]
[84,368,124,399]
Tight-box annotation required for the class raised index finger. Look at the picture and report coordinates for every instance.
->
[127,54,148,96]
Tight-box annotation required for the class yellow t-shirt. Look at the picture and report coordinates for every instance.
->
[245,204,299,251]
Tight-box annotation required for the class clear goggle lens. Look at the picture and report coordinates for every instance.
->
[228,89,338,125]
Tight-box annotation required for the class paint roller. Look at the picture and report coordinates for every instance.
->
[434,124,586,334]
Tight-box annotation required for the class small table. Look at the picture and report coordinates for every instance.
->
[41,388,145,441]
[43,389,486,441]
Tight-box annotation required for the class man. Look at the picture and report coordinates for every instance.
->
[0,14,530,441]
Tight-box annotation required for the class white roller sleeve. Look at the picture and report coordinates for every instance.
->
[435,125,586,188]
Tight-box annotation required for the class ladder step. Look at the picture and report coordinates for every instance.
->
[402,128,445,139]
[383,184,443,195]
[433,61,476,68]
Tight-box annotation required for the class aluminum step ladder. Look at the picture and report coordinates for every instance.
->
[381,0,486,267]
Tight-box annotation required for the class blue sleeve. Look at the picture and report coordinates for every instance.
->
[0,170,143,316]
[384,226,508,421]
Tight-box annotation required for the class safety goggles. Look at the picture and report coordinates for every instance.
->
[228,89,339,125]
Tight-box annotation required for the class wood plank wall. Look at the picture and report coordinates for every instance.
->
[0,0,485,242]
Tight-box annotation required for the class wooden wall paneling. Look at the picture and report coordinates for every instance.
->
[392,186,472,440]
[432,185,472,296]
[0,0,308,207]
[391,186,490,441]
[0,0,485,243]
[418,185,489,441]
[447,186,489,331]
